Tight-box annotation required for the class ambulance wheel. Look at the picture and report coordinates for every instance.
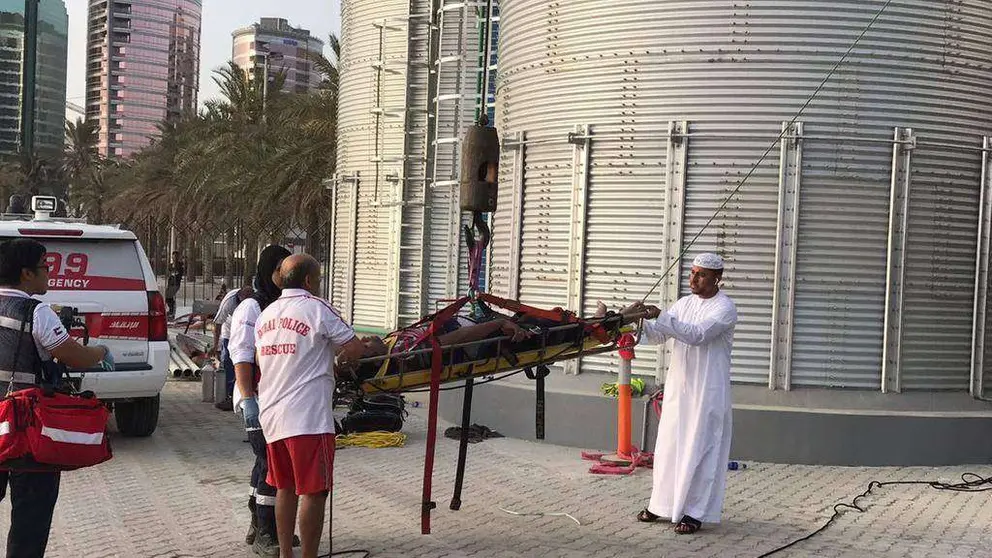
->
[115,395,160,437]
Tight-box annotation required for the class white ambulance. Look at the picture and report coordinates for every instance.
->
[0,196,168,436]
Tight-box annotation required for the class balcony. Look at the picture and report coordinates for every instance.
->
[112,1,132,16]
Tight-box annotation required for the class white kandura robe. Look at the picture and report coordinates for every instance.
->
[642,291,737,524]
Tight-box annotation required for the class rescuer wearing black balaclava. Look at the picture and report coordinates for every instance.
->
[227,245,296,556]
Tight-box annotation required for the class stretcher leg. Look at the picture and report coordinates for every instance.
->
[525,365,550,440]
[536,371,546,440]
[449,377,474,511]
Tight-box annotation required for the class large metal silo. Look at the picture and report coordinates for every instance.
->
[334,0,498,332]
[490,0,992,395]
[334,0,407,329]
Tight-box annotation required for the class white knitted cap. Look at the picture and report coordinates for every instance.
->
[692,252,724,270]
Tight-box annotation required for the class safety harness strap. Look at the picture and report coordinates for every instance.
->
[419,295,470,535]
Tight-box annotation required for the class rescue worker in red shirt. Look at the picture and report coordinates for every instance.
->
[255,254,364,558]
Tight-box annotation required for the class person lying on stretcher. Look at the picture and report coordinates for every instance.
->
[346,302,648,380]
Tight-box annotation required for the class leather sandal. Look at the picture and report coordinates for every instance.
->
[674,515,702,534]
[637,508,661,523]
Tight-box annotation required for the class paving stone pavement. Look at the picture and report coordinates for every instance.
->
[1,381,990,557]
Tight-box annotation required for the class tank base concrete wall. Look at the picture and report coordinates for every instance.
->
[438,372,992,466]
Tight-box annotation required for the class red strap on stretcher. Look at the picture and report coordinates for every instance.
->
[411,292,614,534]
[420,295,470,534]
[409,296,470,351]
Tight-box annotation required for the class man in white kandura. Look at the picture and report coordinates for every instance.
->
[633,252,737,535]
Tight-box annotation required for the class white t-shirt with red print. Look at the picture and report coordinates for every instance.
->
[254,288,355,443]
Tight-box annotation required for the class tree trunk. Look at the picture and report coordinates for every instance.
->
[201,235,214,294]
[243,228,259,285]
[184,232,196,300]
[304,207,328,297]
[305,207,323,256]
[224,227,235,288]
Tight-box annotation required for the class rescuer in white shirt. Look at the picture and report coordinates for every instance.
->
[230,244,293,556]
[255,254,364,558]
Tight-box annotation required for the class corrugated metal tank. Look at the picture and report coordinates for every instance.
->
[491,0,992,392]
[335,0,495,331]
[335,0,408,328]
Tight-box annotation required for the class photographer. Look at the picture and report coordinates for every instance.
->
[0,239,113,557]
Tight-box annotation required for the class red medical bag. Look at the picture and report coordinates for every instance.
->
[0,387,112,471]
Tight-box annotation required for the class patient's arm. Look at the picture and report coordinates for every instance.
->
[589,300,657,325]
[437,319,530,346]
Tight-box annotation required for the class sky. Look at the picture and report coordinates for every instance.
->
[65,0,342,110]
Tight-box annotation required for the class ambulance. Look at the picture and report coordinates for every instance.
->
[0,196,168,436]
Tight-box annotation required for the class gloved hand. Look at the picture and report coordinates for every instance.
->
[95,345,115,371]
[240,397,261,430]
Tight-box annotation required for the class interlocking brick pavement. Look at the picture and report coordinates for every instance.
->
[0,381,990,557]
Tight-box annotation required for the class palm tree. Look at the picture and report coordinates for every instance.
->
[96,42,339,279]
[63,118,101,217]
[0,154,64,210]
[258,34,341,253]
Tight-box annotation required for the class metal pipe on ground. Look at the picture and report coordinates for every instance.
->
[169,352,184,378]
[174,346,198,371]
[170,345,196,378]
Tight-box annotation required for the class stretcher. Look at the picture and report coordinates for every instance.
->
[352,312,637,394]
[336,289,647,536]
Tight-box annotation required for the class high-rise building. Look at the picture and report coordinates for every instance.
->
[0,0,68,157]
[86,0,201,158]
[65,99,84,124]
[232,18,325,95]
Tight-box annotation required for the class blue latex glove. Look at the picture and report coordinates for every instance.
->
[95,345,115,371]
[240,397,261,430]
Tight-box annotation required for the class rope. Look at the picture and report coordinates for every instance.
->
[640,0,895,304]
[756,472,992,557]
[498,507,582,526]
[335,431,407,449]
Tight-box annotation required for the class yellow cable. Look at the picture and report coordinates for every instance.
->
[335,431,407,448]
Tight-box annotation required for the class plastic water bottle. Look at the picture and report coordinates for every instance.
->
[728,461,747,471]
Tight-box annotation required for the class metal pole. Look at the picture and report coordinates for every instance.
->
[478,0,493,118]
[616,353,632,455]
[261,53,268,123]
[449,378,474,510]
[603,334,636,465]
[971,136,992,398]
[535,368,546,440]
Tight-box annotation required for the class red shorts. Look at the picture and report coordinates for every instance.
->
[265,434,335,495]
